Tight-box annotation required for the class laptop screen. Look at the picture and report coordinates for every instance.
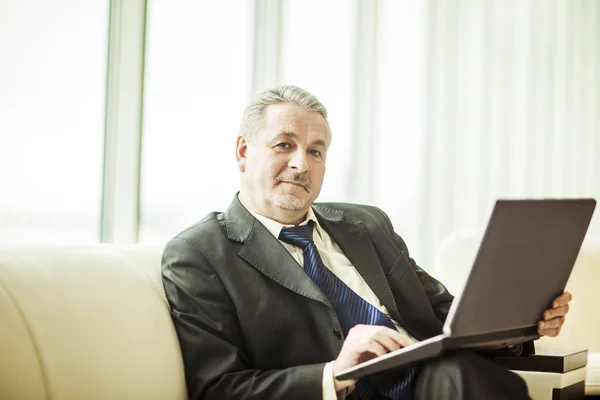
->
[444,199,595,337]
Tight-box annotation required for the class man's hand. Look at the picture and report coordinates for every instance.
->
[332,325,414,391]
[538,292,572,337]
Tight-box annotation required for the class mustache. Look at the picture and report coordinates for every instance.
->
[277,173,310,188]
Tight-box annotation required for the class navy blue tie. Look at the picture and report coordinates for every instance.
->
[279,222,415,400]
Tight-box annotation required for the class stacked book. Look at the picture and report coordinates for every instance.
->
[495,348,588,373]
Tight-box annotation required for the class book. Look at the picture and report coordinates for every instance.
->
[495,348,588,373]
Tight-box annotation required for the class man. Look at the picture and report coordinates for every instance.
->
[162,85,571,399]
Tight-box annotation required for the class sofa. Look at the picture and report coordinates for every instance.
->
[0,239,597,399]
[435,230,600,397]
[0,244,186,400]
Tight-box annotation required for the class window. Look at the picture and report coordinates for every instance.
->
[0,0,108,244]
[280,0,354,202]
[139,1,253,243]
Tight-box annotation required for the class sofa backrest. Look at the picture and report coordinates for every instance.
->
[0,244,187,400]
[434,230,600,352]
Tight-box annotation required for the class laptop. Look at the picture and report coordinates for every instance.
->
[336,198,596,381]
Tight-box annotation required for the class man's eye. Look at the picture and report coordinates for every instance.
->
[309,149,322,157]
[276,142,290,149]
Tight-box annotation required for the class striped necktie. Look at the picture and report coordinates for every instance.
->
[279,222,415,400]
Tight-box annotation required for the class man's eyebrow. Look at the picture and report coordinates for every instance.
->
[273,131,328,148]
[311,139,328,148]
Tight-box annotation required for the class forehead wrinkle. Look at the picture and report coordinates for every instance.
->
[279,131,298,138]
[267,130,297,142]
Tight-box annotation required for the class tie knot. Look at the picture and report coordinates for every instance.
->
[279,222,314,249]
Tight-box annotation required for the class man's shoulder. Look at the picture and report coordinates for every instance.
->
[172,211,227,243]
[313,201,389,222]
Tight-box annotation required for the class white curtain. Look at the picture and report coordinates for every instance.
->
[415,0,600,273]
[135,0,599,267]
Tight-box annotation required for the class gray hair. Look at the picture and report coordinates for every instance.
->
[239,85,331,142]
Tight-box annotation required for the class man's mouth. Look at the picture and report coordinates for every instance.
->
[279,180,309,190]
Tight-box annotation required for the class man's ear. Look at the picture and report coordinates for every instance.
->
[235,136,248,172]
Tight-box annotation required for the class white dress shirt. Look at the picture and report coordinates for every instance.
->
[242,202,416,399]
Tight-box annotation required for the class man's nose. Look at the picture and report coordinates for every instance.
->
[288,149,309,173]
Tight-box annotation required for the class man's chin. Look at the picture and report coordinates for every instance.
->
[270,194,311,211]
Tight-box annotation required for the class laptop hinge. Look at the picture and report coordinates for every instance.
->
[448,326,540,349]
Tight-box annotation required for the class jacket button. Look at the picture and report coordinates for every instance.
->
[333,329,342,339]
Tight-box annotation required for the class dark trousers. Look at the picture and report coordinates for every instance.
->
[412,351,529,400]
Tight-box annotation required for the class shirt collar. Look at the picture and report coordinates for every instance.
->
[239,198,324,241]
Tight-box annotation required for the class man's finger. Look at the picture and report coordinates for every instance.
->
[543,304,569,320]
[539,316,565,330]
[371,332,402,353]
[553,292,572,308]
[364,325,414,348]
[539,326,561,337]
[384,329,415,348]
[362,340,388,358]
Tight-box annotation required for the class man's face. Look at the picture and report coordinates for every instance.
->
[236,103,330,223]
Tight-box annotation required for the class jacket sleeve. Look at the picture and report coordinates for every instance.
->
[161,237,326,400]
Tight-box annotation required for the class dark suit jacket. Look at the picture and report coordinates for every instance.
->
[161,195,456,400]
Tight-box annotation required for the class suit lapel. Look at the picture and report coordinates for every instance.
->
[313,205,402,323]
[224,195,402,320]
[224,195,332,308]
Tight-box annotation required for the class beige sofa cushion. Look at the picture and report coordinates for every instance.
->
[0,244,187,400]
